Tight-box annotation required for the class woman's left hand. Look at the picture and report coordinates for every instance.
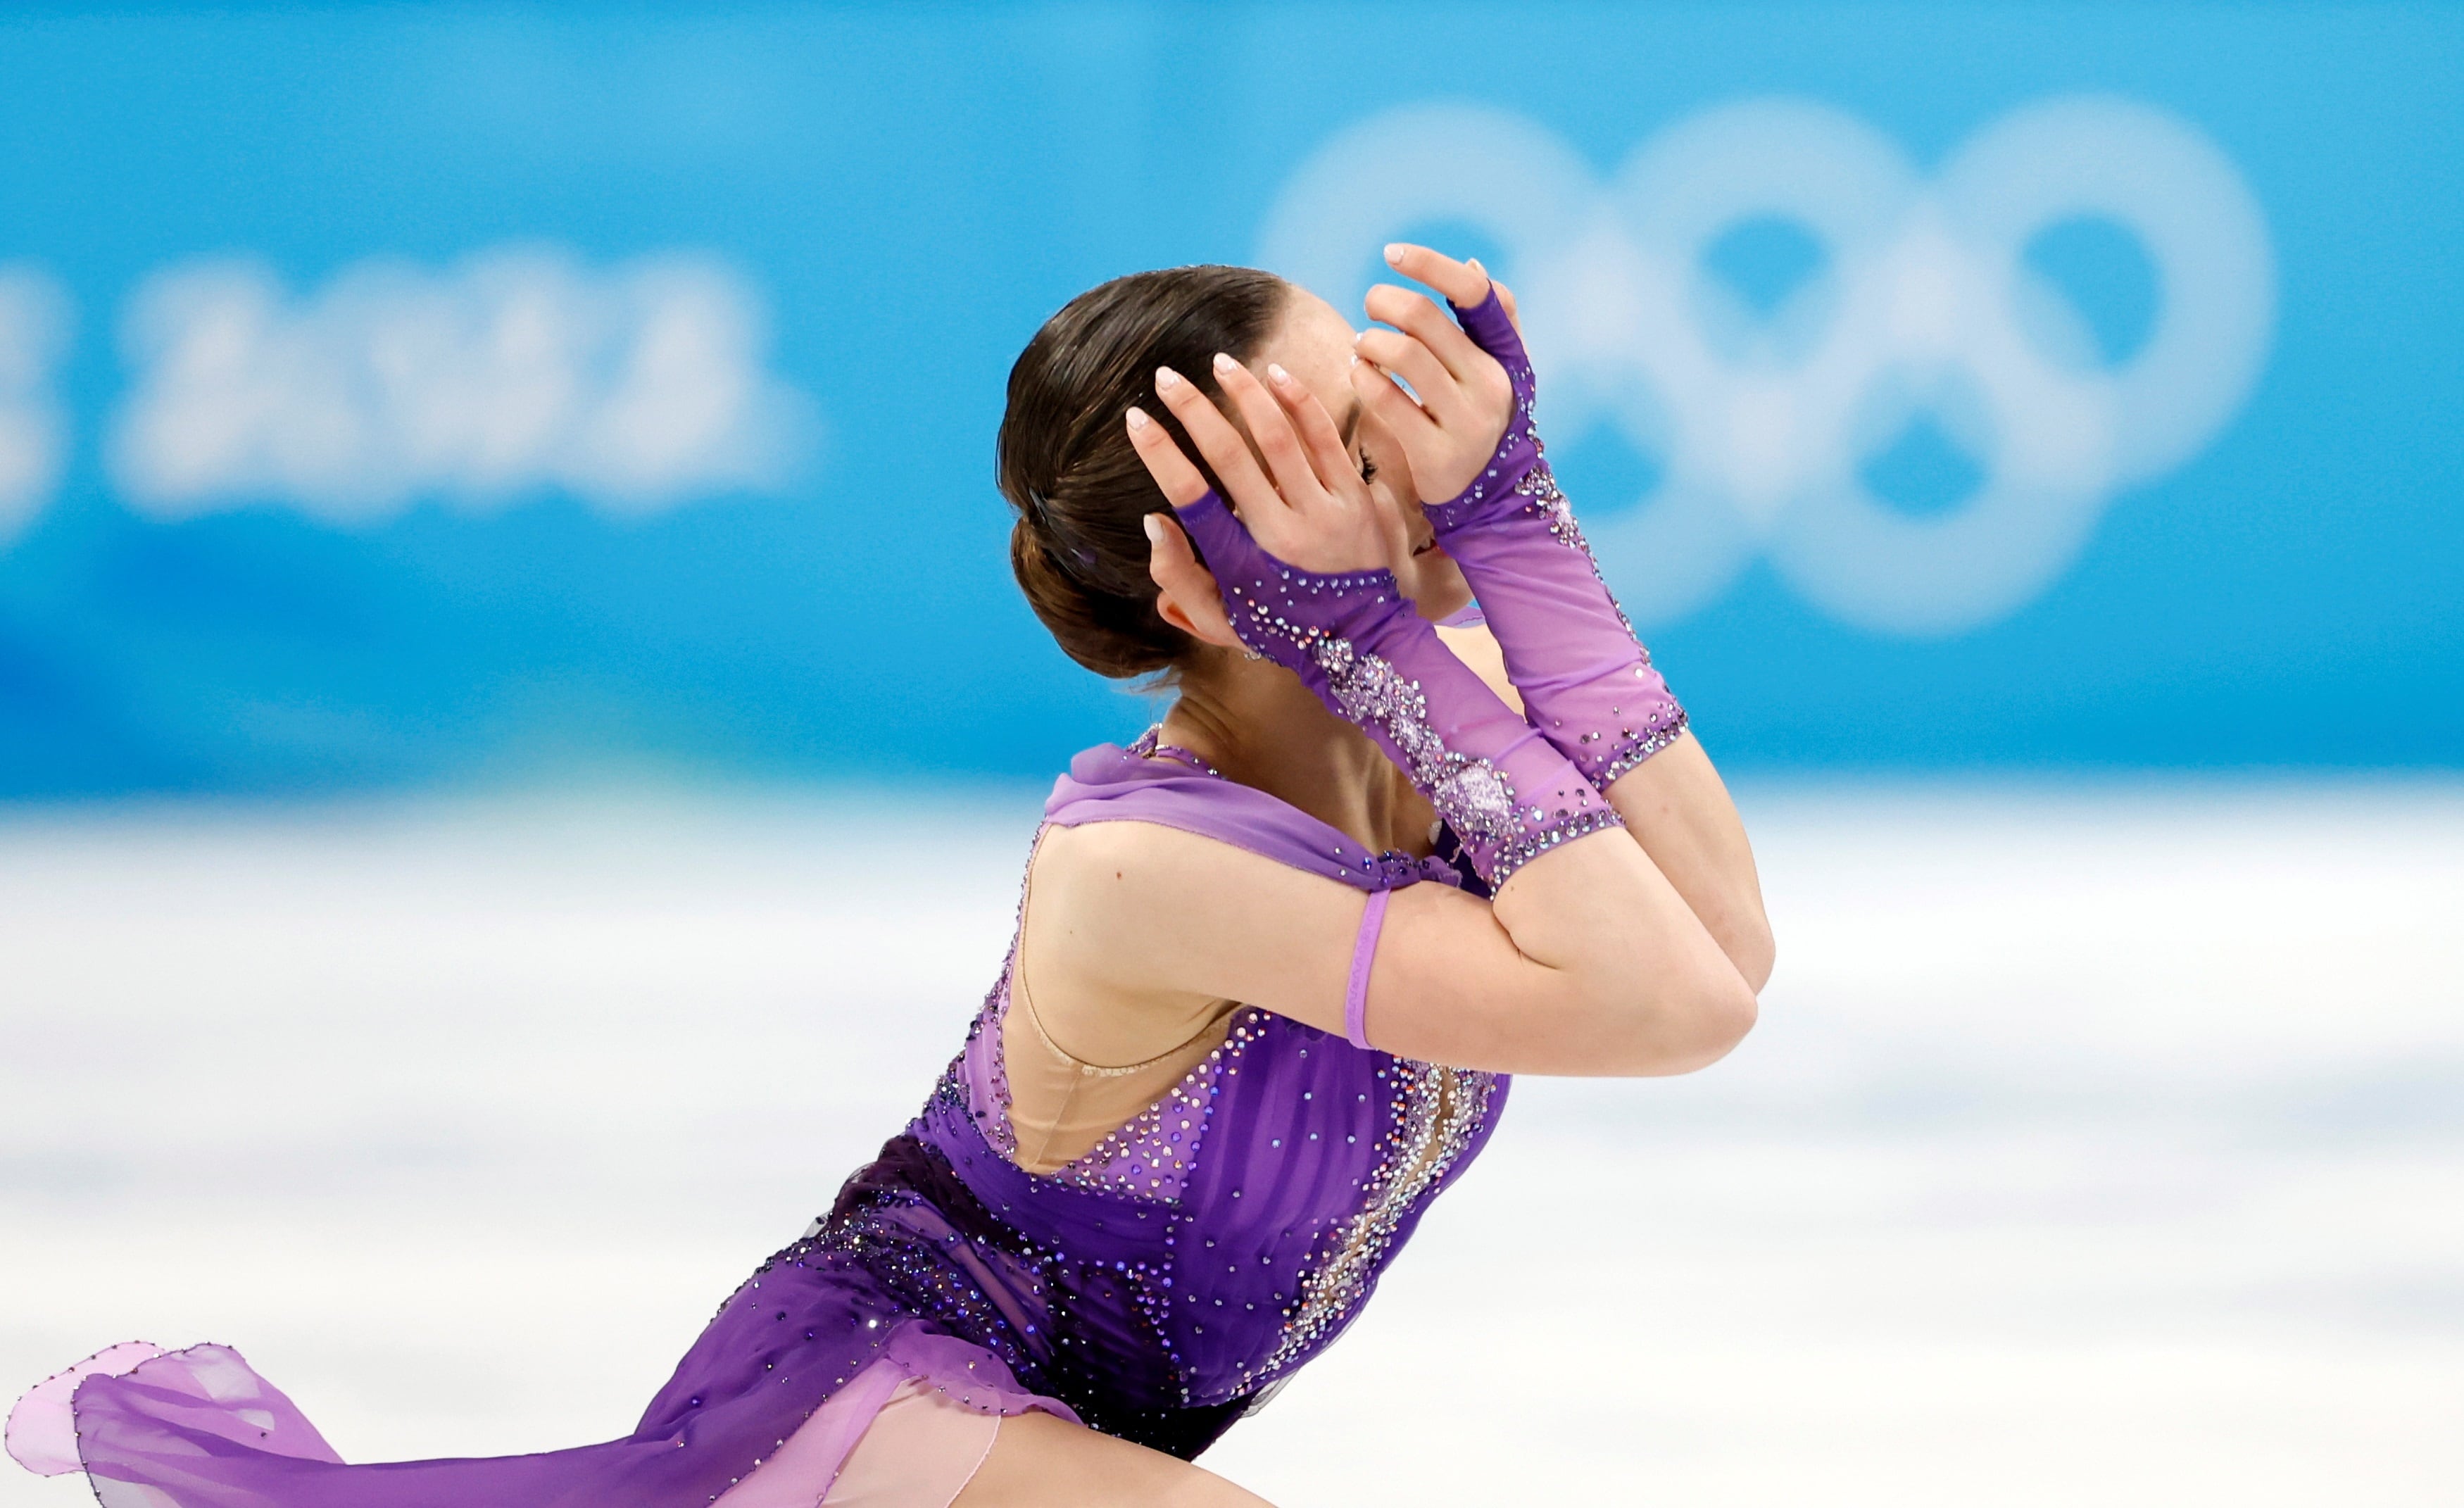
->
[1352,244,1525,505]
[1129,352,1395,577]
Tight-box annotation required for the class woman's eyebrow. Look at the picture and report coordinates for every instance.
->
[1338,396,1362,448]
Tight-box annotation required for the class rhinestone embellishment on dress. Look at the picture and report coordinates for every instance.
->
[1243,1060,1497,1388]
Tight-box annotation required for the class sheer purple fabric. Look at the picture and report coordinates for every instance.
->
[11,736,1511,1504]
[1172,489,1620,884]
[1426,289,1687,790]
[932,736,1508,1406]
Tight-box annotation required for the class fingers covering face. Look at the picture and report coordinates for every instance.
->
[1354,327,1478,431]
[1266,363,1360,498]
[1381,243,1491,308]
[1349,357,1438,450]
[1208,353,1325,512]
[1123,404,1212,509]
[1363,284,1488,385]
[1148,364,1286,522]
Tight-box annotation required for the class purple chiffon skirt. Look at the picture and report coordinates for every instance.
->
[6,1136,1086,1508]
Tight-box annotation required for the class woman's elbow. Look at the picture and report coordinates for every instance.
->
[1666,969,1759,1074]
[1726,915,1777,997]
[1592,966,1757,1077]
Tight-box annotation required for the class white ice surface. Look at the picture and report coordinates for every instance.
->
[2,782,2458,1506]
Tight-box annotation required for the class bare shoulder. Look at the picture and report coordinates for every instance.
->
[1031,817,1348,938]
[1031,811,1623,1064]
[1024,817,1367,1006]
[1031,812,1207,876]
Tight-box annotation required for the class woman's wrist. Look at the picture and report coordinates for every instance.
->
[1179,491,1416,670]
[1421,287,1545,539]
[1174,487,1618,885]
[1409,291,1688,792]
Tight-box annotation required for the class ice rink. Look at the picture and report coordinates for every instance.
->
[4,782,2458,1506]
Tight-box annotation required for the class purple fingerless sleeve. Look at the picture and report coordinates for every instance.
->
[1423,290,1687,791]
[1172,491,1618,887]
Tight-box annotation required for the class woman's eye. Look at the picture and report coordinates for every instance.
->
[1357,453,1379,484]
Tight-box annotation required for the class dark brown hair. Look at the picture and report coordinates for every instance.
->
[998,265,1290,678]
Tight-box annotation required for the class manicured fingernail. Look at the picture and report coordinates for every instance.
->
[1212,351,1238,376]
[1266,363,1292,387]
[1143,514,1163,543]
[1383,244,1405,265]
[1155,366,1180,391]
[1467,257,1485,275]
[1126,406,1151,431]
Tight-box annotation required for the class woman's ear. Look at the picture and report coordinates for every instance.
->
[1146,513,1245,651]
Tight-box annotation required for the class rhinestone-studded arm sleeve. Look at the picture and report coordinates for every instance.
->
[1422,289,1687,792]
[1172,490,1618,887]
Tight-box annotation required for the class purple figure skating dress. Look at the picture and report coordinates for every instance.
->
[10,283,1690,1505]
[6,734,1509,1505]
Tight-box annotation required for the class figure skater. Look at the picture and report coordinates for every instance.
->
[8,245,1773,1507]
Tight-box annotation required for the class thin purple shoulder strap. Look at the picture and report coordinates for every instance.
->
[1047,741,1454,1055]
[1345,888,1391,1048]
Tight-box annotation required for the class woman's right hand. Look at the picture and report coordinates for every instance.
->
[1353,244,1527,508]
[1125,353,1396,577]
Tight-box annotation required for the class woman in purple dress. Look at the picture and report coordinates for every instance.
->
[8,246,1772,1507]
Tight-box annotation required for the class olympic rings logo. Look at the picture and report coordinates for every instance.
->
[1259,96,2275,634]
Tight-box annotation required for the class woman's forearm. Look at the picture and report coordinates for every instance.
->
[1469,824,1759,1075]
[1433,619,1773,991]
[1603,734,1773,992]
[1395,289,1768,989]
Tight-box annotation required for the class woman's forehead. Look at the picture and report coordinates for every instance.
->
[1277,285,1356,337]
[1263,289,1358,379]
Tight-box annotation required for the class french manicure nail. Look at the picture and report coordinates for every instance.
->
[1155,366,1180,390]
[1383,244,1405,265]
[1126,406,1151,430]
[1143,514,1163,543]
[1266,363,1291,387]
[1212,351,1238,375]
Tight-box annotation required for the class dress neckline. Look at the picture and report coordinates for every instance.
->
[1066,727,1465,896]
[1126,724,1224,779]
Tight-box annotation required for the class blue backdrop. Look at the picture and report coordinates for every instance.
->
[0,2,2455,796]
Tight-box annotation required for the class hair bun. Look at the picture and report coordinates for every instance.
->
[996,265,1287,681]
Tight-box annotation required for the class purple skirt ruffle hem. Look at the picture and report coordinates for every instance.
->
[9,1319,1065,1508]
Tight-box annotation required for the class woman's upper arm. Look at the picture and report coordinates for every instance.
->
[1031,818,1752,1078]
